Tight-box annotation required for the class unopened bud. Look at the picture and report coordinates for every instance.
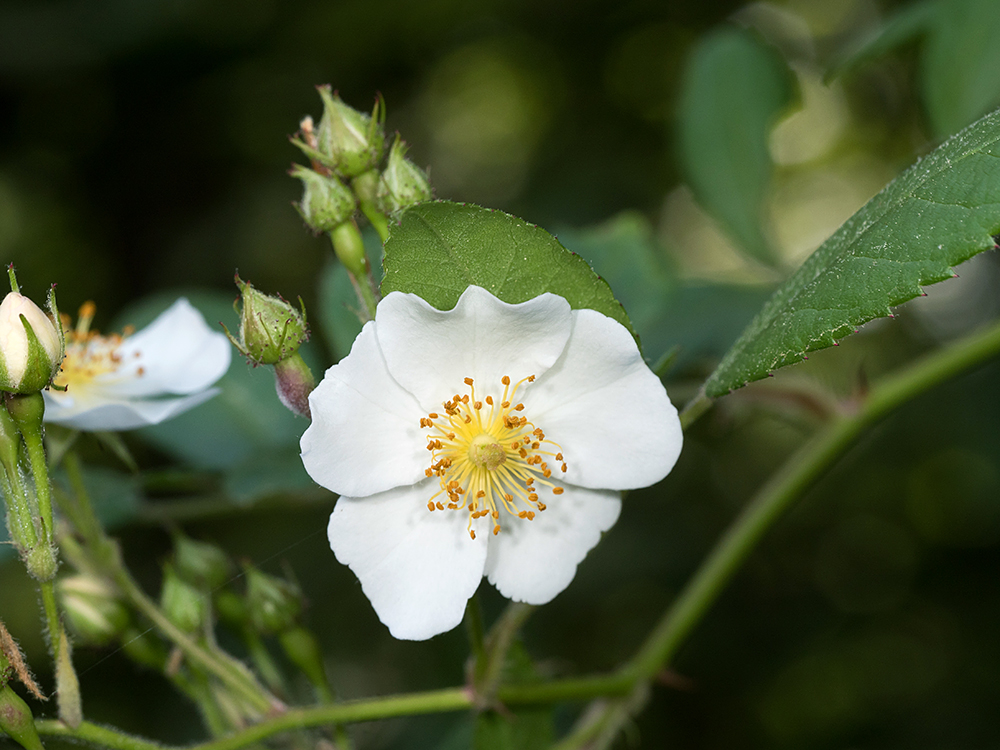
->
[279,626,331,699]
[0,269,64,395]
[214,588,249,628]
[0,684,44,750]
[57,574,129,646]
[245,565,301,635]
[293,87,385,178]
[291,165,356,233]
[377,136,432,214]
[160,564,206,633]
[173,533,233,590]
[223,276,309,366]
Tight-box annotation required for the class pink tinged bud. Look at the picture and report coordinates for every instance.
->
[273,354,316,419]
[0,292,63,394]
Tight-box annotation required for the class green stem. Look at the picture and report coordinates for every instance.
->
[629,317,1000,681]
[21,423,54,545]
[481,603,534,697]
[464,596,488,687]
[62,452,279,717]
[679,388,712,432]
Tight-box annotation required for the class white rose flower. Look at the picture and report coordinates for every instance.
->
[43,298,231,431]
[301,286,683,640]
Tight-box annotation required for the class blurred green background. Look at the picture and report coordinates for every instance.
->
[4,0,1000,747]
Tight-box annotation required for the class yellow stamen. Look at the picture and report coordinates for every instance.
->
[419,374,568,538]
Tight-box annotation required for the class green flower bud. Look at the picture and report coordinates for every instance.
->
[173,533,233,591]
[160,564,206,633]
[279,626,331,699]
[57,575,129,646]
[214,588,249,628]
[245,565,301,635]
[293,87,385,178]
[223,275,309,366]
[377,136,432,214]
[0,684,44,750]
[0,269,64,395]
[291,164,356,233]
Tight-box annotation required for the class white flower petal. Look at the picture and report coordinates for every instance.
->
[523,308,682,490]
[485,485,621,604]
[43,389,220,431]
[328,480,490,641]
[374,286,573,411]
[301,322,427,498]
[110,298,232,397]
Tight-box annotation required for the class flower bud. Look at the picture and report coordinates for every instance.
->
[377,136,432,214]
[291,165,356,233]
[160,564,207,633]
[57,575,130,646]
[293,87,385,178]
[224,275,309,366]
[245,565,301,635]
[173,533,233,591]
[0,684,44,750]
[0,269,64,395]
[214,588,249,628]
[278,626,331,698]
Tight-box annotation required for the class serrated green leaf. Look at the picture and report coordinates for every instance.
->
[705,107,1000,398]
[677,26,795,265]
[920,0,1000,137]
[381,201,635,339]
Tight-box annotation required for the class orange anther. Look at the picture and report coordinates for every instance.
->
[464,377,474,386]
[429,412,439,419]
[486,396,494,405]
[470,530,477,540]
[561,463,567,472]
[527,511,535,520]
[427,501,435,511]
[493,525,500,535]
[552,487,564,495]
[502,376,510,385]
[514,403,524,411]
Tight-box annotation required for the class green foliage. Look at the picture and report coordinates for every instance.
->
[556,212,774,370]
[833,0,1000,138]
[919,0,1000,137]
[677,26,795,265]
[705,107,1000,398]
[381,201,635,339]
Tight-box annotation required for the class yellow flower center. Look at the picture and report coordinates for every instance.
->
[420,374,567,540]
[53,302,141,390]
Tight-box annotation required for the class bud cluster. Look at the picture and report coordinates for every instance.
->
[289,86,432,235]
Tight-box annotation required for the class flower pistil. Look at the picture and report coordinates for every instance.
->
[421,375,567,539]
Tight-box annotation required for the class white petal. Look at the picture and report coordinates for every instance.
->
[42,389,220,431]
[485,485,621,604]
[523,309,682,490]
[109,298,232,397]
[328,480,490,640]
[301,322,427,498]
[374,286,572,412]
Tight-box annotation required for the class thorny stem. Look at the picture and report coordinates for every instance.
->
[30,317,1000,750]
